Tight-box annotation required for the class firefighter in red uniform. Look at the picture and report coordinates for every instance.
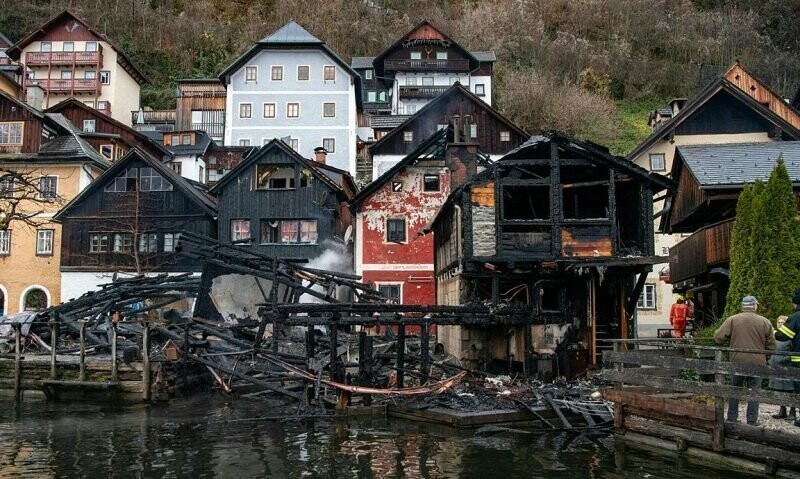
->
[669,296,691,338]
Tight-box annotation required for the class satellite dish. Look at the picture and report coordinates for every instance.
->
[343,225,353,244]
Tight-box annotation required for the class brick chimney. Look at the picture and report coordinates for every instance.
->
[445,115,480,190]
[313,147,327,164]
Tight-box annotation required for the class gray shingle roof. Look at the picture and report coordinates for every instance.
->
[678,141,800,187]
[471,51,496,62]
[370,115,411,129]
[259,22,322,44]
[351,56,375,69]
[41,113,109,167]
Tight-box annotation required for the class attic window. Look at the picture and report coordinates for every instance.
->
[403,131,413,142]
[502,185,550,220]
[436,52,448,60]
[256,165,295,189]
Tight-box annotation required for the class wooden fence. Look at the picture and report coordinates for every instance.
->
[602,339,800,475]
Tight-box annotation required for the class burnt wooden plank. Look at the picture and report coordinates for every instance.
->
[602,388,715,421]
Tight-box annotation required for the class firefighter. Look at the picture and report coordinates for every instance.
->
[669,295,691,338]
[774,289,800,426]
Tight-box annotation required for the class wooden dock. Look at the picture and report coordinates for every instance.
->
[601,339,800,476]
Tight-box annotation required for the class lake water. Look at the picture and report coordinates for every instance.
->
[0,397,760,478]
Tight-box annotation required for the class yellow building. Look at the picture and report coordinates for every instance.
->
[627,62,800,336]
[5,10,146,126]
[0,93,108,314]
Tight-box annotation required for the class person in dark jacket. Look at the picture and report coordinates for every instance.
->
[770,315,796,419]
[774,289,800,426]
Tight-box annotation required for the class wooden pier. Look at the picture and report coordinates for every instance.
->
[601,339,800,476]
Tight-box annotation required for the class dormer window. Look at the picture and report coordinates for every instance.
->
[436,52,448,60]
[410,52,421,60]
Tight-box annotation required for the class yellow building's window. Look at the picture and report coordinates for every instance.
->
[0,122,23,145]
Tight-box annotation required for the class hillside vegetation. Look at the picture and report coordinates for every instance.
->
[2,0,799,154]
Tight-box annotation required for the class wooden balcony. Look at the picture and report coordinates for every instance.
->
[669,219,734,283]
[131,110,176,125]
[25,46,103,67]
[399,85,448,99]
[384,59,470,72]
[25,77,100,94]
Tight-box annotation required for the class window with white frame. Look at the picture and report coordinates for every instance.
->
[163,233,179,252]
[271,66,283,81]
[60,71,72,80]
[63,42,74,52]
[637,284,657,310]
[406,77,417,86]
[138,233,158,253]
[323,65,335,81]
[470,124,477,139]
[245,66,258,82]
[436,51,448,60]
[287,103,300,118]
[263,103,276,118]
[422,77,434,86]
[113,233,133,253]
[322,138,335,153]
[85,71,96,80]
[365,69,373,80]
[0,230,10,255]
[36,229,53,255]
[85,42,98,52]
[231,219,251,242]
[100,71,111,85]
[378,284,401,303]
[239,139,251,147]
[323,102,335,118]
[403,131,413,142]
[38,176,57,199]
[500,131,511,142]
[138,167,172,191]
[97,100,108,111]
[40,42,52,52]
[83,120,96,133]
[475,84,485,96]
[239,103,252,119]
[89,233,109,253]
[0,122,23,145]
[297,65,310,81]
[289,138,299,151]
[386,218,406,243]
[367,91,377,102]
[649,153,666,172]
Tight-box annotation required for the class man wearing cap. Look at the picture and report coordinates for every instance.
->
[714,295,775,425]
[774,289,800,426]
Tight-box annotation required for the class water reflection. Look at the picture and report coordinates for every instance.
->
[0,398,759,478]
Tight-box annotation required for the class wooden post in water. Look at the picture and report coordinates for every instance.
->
[111,322,118,382]
[358,331,373,406]
[397,323,406,388]
[420,322,430,379]
[613,342,624,429]
[79,320,86,381]
[49,320,57,380]
[712,349,725,451]
[142,320,151,401]
[13,323,21,403]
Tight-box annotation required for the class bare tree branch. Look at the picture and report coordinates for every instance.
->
[0,167,65,230]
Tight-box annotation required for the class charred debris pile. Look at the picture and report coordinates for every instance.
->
[6,231,611,428]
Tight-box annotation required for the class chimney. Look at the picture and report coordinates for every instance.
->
[25,84,44,111]
[314,146,327,164]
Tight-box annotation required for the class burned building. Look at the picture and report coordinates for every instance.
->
[428,133,673,375]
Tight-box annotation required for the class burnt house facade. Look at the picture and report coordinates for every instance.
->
[430,134,672,374]
[55,149,217,301]
[212,140,356,259]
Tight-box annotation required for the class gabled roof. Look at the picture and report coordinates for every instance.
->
[370,115,411,129]
[503,132,673,192]
[676,141,800,188]
[164,130,213,157]
[351,56,375,69]
[41,113,109,166]
[46,98,171,158]
[6,10,147,85]
[471,51,496,63]
[218,21,359,87]
[0,88,43,119]
[209,139,348,196]
[259,21,322,44]
[351,127,449,209]
[369,83,527,153]
[627,64,800,161]
[373,21,479,76]
[54,147,216,221]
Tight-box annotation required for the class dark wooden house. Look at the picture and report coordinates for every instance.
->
[46,98,169,162]
[54,148,217,294]
[664,141,800,324]
[211,139,356,259]
[428,133,672,374]
[0,89,47,154]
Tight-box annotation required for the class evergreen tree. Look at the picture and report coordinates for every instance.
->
[724,183,756,318]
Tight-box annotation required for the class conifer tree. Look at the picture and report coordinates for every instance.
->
[724,183,756,318]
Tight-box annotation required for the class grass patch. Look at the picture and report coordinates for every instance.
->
[608,97,668,156]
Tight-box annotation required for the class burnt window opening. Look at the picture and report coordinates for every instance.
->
[502,185,550,220]
[503,164,550,180]
[538,283,561,312]
[256,165,297,190]
[423,174,440,192]
[560,164,607,184]
[386,219,406,243]
[563,184,609,219]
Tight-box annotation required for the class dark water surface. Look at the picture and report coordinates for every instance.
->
[0,397,759,478]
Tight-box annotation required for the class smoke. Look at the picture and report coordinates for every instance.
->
[298,241,354,304]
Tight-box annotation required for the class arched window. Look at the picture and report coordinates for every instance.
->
[23,288,47,311]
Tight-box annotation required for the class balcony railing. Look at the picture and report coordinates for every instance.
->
[384,58,470,72]
[131,110,176,125]
[25,77,100,94]
[26,46,103,67]
[191,122,224,139]
[669,218,734,283]
[399,85,448,99]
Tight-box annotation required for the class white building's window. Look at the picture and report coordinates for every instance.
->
[61,71,72,80]
[637,284,657,310]
[245,66,258,82]
[323,137,335,153]
[97,100,108,111]
[650,153,666,172]
[287,103,300,118]
[365,69,373,80]
[38,176,57,199]
[36,229,53,255]
[422,77,434,86]
[323,65,336,81]
[100,71,111,85]
[263,103,276,118]
[239,103,252,119]
[85,42,98,52]
[475,84,485,96]
[407,104,416,114]
[83,120,96,133]
[406,77,417,86]
[40,42,52,52]
[271,66,283,81]
[323,102,335,118]
[85,71,97,80]
[289,138,299,151]
[239,139,251,147]
[63,42,74,52]
[0,230,10,255]
[231,219,251,242]
[297,65,310,81]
